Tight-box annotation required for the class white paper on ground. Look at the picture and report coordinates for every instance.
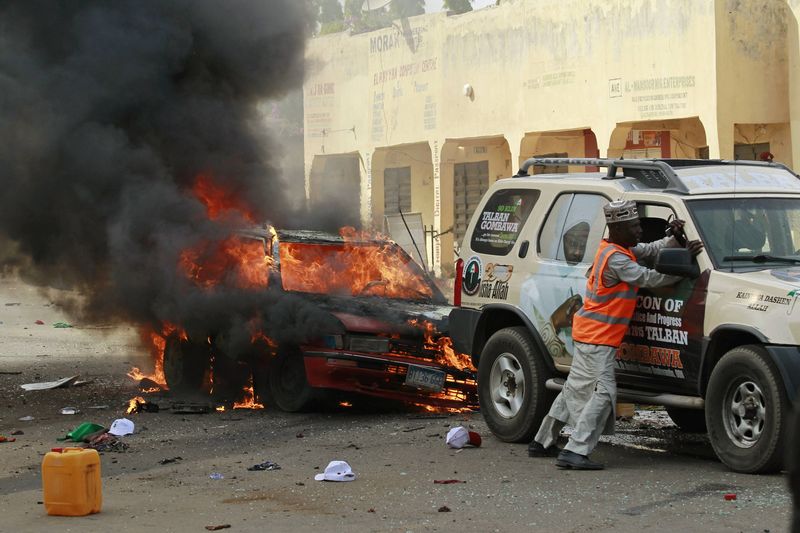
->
[20,375,79,391]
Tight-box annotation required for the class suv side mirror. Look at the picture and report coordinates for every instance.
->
[655,248,700,278]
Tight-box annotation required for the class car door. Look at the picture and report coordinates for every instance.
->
[613,200,709,394]
[520,192,608,369]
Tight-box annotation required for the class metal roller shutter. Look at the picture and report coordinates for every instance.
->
[384,166,412,214]
[454,160,489,248]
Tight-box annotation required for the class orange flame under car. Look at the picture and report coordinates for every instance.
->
[408,319,475,372]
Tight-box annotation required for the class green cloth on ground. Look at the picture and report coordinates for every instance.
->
[58,422,105,442]
[53,322,73,328]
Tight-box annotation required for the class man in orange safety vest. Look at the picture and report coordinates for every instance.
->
[528,200,704,470]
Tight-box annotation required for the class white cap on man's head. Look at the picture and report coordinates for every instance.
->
[603,200,638,224]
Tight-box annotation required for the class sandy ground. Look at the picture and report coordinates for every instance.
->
[0,276,793,532]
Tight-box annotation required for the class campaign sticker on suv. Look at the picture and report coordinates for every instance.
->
[462,256,482,296]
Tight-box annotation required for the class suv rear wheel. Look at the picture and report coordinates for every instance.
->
[478,327,551,442]
[705,345,788,474]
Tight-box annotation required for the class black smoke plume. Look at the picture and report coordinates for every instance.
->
[0,1,345,359]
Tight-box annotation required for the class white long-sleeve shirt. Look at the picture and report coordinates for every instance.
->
[600,236,683,288]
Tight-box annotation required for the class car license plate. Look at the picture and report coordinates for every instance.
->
[405,365,445,392]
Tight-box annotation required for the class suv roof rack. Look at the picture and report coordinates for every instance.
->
[514,157,798,195]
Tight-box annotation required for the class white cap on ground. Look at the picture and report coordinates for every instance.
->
[314,460,356,482]
[108,418,135,436]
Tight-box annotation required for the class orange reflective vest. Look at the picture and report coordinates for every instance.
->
[572,240,638,348]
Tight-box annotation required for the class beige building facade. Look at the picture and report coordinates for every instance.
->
[303,0,800,275]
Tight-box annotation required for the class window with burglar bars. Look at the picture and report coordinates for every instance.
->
[454,160,489,247]
[384,166,412,214]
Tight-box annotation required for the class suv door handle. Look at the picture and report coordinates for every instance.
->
[518,240,530,258]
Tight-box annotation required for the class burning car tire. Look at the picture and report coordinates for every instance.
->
[163,334,211,394]
[268,347,316,412]
[705,345,789,474]
[666,406,707,433]
[477,327,551,443]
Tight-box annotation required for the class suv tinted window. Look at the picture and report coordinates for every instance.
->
[539,193,608,264]
[470,188,539,256]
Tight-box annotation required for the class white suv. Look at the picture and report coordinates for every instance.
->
[449,157,800,474]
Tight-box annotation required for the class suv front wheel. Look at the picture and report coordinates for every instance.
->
[477,327,551,442]
[705,345,789,474]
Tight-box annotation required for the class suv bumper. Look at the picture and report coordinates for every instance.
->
[448,308,482,356]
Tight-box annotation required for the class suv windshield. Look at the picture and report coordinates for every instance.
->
[688,197,800,270]
[278,241,441,302]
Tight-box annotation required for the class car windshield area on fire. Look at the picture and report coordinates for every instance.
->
[278,241,439,301]
[688,197,800,271]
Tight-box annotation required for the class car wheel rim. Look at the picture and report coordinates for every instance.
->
[488,352,525,419]
[722,378,766,449]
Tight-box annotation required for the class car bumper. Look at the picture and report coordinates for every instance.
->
[302,349,477,409]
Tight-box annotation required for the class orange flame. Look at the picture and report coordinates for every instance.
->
[278,235,432,299]
[232,376,264,409]
[192,174,256,223]
[127,324,182,387]
[180,236,271,289]
[127,396,146,414]
[408,319,476,372]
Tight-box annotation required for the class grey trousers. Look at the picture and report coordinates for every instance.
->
[534,341,617,456]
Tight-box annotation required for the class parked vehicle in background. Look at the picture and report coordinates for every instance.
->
[449,157,800,473]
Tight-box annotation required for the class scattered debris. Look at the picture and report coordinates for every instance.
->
[368,508,375,513]
[445,426,482,449]
[87,405,109,410]
[137,377,163,392]
[434,479,466,484]
[172,402,210,414]
[402,426,426,433]
[5,302,21,306]
[0,436,16,443]
[247,461,281,471]
[296,432,304,438]
[159,457,183,465]
[18,416,34,422]
[127,396,160,414]
[314,460,356,482]
[438,505,451,512]
[61,423,106,442]
[724,493,737,501]
[72,379,94,387]
[88,433,129,453]
[205,525,231,531]
[209,473,224,480]
[34,320,44,325]
[109,418,135,436]
[21,375,79,391]
[0,371,22,375]
[11,430,23,435]
[52,322,73,328]
[60,407,80,415]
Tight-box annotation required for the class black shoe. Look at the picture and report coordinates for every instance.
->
[528,441,560,458]
[555,450,604,470]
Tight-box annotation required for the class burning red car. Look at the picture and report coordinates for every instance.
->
[151,226,477,411]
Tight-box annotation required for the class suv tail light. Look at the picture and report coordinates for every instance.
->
[454,258,464,306]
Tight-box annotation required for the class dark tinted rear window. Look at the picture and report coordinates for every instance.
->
[470,188,539,255]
